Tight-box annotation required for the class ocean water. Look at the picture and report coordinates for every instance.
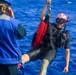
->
[12,0,76,75]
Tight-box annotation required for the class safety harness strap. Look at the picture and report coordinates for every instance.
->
[47,3,55,50]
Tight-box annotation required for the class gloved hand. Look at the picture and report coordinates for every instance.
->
[6,7,15,18]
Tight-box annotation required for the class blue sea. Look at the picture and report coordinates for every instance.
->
[12,0,76,75]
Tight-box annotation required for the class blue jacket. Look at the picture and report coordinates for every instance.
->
[0,14,26,64]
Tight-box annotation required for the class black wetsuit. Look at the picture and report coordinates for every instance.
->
[27,15,70,64]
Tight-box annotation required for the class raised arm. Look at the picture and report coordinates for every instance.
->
[40,0,51,21]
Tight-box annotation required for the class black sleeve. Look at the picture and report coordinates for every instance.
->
[16,24,26,39]
[44,14,50,23]
[64,31,70,49]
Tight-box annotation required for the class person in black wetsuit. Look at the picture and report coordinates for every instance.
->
[22,0,70,75]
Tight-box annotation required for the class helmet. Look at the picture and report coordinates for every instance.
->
[56,13,68,24]
[5,0,12,5]
[0,0,12,5]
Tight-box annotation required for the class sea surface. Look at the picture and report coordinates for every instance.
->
[12,0,76,75]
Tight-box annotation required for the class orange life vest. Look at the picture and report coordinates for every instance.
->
[31,21,48,49]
